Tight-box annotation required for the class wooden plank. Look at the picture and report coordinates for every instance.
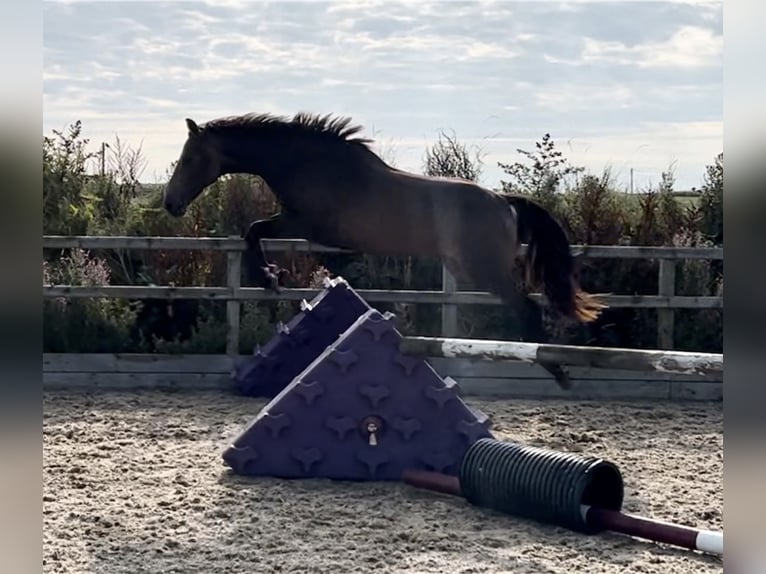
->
[42,372,232,391]
[42,371,721,401]
[670,381,724,401]
[41,235,724,260]
[42,353,236,373]
[657,259,677,349]
[453,377,673,401]
[41,285,724,309]
[441,265,458,337]
[226,248,242,356]
[43,353,722,382]
[569,245,722,260]
[41,236,347,253]
[42,353,721,402]
[402,337,723,376]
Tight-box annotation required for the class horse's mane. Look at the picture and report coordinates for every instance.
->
[201,112,375,149]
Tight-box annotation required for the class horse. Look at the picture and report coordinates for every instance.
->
[162,112,607,388]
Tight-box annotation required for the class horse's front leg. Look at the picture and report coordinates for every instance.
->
[243,213,296,292]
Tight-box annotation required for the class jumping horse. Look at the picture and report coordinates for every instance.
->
[162,112,606,388]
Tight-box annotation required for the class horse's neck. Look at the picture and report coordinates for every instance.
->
[220,136,287,185]
[219,134,371,203]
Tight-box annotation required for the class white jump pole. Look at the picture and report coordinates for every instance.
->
[399,336,723,377]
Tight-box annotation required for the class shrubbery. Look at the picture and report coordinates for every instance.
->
[42,123,723,354]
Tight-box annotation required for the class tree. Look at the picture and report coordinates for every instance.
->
[698,152,723,244]
[43,120,95,235]
[498,132,584,210]
[423,130,483,182]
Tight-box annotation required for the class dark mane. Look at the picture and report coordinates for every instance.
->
[201,112,375,149]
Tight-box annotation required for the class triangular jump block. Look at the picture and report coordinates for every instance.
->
[232,276,372,398]
[222,309,495,481]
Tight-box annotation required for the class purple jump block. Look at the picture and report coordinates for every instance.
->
[222,309,495,481]
[232,276,372,398]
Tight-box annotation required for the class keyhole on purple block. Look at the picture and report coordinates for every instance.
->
[361,415,383,447]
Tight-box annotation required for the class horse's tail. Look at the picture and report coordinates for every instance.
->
[504,194,607,323]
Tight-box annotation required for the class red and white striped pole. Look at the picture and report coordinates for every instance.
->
[402,469,723,557]
[582,505,723,556]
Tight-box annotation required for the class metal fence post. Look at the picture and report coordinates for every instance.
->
[657,259,676,349]
[226,238,242,356]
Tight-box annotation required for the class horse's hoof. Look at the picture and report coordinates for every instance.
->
[553,370,571,390]
[555,374,571,390]
[262,267,282,293]
[540,361,571,390]
[268,263,289,280]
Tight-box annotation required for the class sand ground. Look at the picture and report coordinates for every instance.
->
[43,390,722,574]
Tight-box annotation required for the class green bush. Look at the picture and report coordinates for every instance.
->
[43,249,138,352]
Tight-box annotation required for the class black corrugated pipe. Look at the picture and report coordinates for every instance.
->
[458,438,624,534]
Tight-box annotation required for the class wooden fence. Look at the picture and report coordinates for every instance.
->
[42,235,723,401]
[42,235,723,356]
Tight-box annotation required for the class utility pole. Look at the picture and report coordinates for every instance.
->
[100,141,109,176]
[630,167,634,194]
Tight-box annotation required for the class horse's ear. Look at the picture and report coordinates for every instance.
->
[185,118,200,136]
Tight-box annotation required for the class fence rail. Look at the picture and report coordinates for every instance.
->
[43,235,724,355]
[42,235,724,260]
[41,352,722,401]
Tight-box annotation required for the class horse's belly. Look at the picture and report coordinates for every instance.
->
[334,211,439,257]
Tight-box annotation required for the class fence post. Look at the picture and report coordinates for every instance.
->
[226,239,242,356]
[657,258,676,349]
[441,264,458,337]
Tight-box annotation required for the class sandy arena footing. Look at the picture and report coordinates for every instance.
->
[43,390,722,574]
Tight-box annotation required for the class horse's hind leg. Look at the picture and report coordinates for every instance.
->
[515,293,571,389]
[456,246,571,389]
[487,277,571,389]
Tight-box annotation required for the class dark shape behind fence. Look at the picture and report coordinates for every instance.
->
[222,309,494,481]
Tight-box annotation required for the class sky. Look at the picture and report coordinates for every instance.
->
[43,0,723,192]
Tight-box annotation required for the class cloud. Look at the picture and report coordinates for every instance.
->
[43,0,722,190]
[535,84,638,111]
[582,25,722,68]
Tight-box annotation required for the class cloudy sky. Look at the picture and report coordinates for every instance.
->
[43,0,722,192]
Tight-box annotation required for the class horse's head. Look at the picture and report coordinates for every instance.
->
[163,118,223,217]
